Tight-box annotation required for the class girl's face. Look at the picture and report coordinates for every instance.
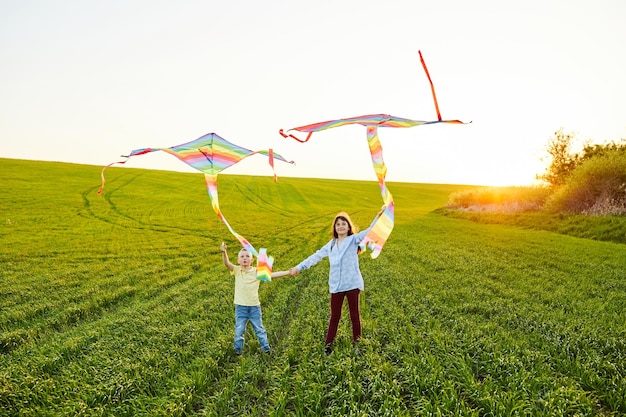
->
[334,218,350,237]
[237,250,253,268]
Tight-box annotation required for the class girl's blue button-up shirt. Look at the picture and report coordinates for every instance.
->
[295,218,376,293]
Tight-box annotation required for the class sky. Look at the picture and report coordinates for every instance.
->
[1,0,625,186]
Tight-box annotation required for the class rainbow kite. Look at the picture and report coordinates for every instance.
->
[280,51,468,258]
[98,133,294,281]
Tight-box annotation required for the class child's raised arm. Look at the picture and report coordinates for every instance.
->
[220,242,234,271]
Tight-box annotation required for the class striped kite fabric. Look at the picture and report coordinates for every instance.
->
[98,132,294,281]
[279,51,468,259]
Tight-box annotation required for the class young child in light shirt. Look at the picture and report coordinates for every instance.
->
[220,242,288,355]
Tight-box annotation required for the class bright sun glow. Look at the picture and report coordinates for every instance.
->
[463,154,546,187]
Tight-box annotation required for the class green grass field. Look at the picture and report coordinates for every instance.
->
[1,158,625,416]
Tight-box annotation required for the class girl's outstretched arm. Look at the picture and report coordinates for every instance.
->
[271,270,291,278]
[357,205,388,240]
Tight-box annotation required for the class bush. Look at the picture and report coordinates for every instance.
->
[544,151,626,215]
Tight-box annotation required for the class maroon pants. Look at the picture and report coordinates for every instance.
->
[325,289,361,346]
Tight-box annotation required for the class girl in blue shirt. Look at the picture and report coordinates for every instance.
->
[289,208,384,354]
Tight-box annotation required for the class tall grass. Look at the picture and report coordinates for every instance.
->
[1,158,625,416]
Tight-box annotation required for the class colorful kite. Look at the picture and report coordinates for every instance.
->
[280,51,467,258]
[98,133,294,281]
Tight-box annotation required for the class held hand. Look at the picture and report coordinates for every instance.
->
[288,268,299,276]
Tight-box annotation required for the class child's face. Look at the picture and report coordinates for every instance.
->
[334,218,350,236]
[237,250,253,268]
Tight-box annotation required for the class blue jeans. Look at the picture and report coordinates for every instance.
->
[234,305,270,353]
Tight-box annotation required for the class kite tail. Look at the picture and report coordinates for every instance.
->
[359,202,395,258]
[359,126,395,258]
[98,148,157,195]
[204,174,273,280]
[204,174,258,256]
[257,149,295,183]
[97,158,133,194]
[279,129,313,143]
[266,149,277,183]
[98,161,119,195]
[256,248,274,282]
[418,50,442,122]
